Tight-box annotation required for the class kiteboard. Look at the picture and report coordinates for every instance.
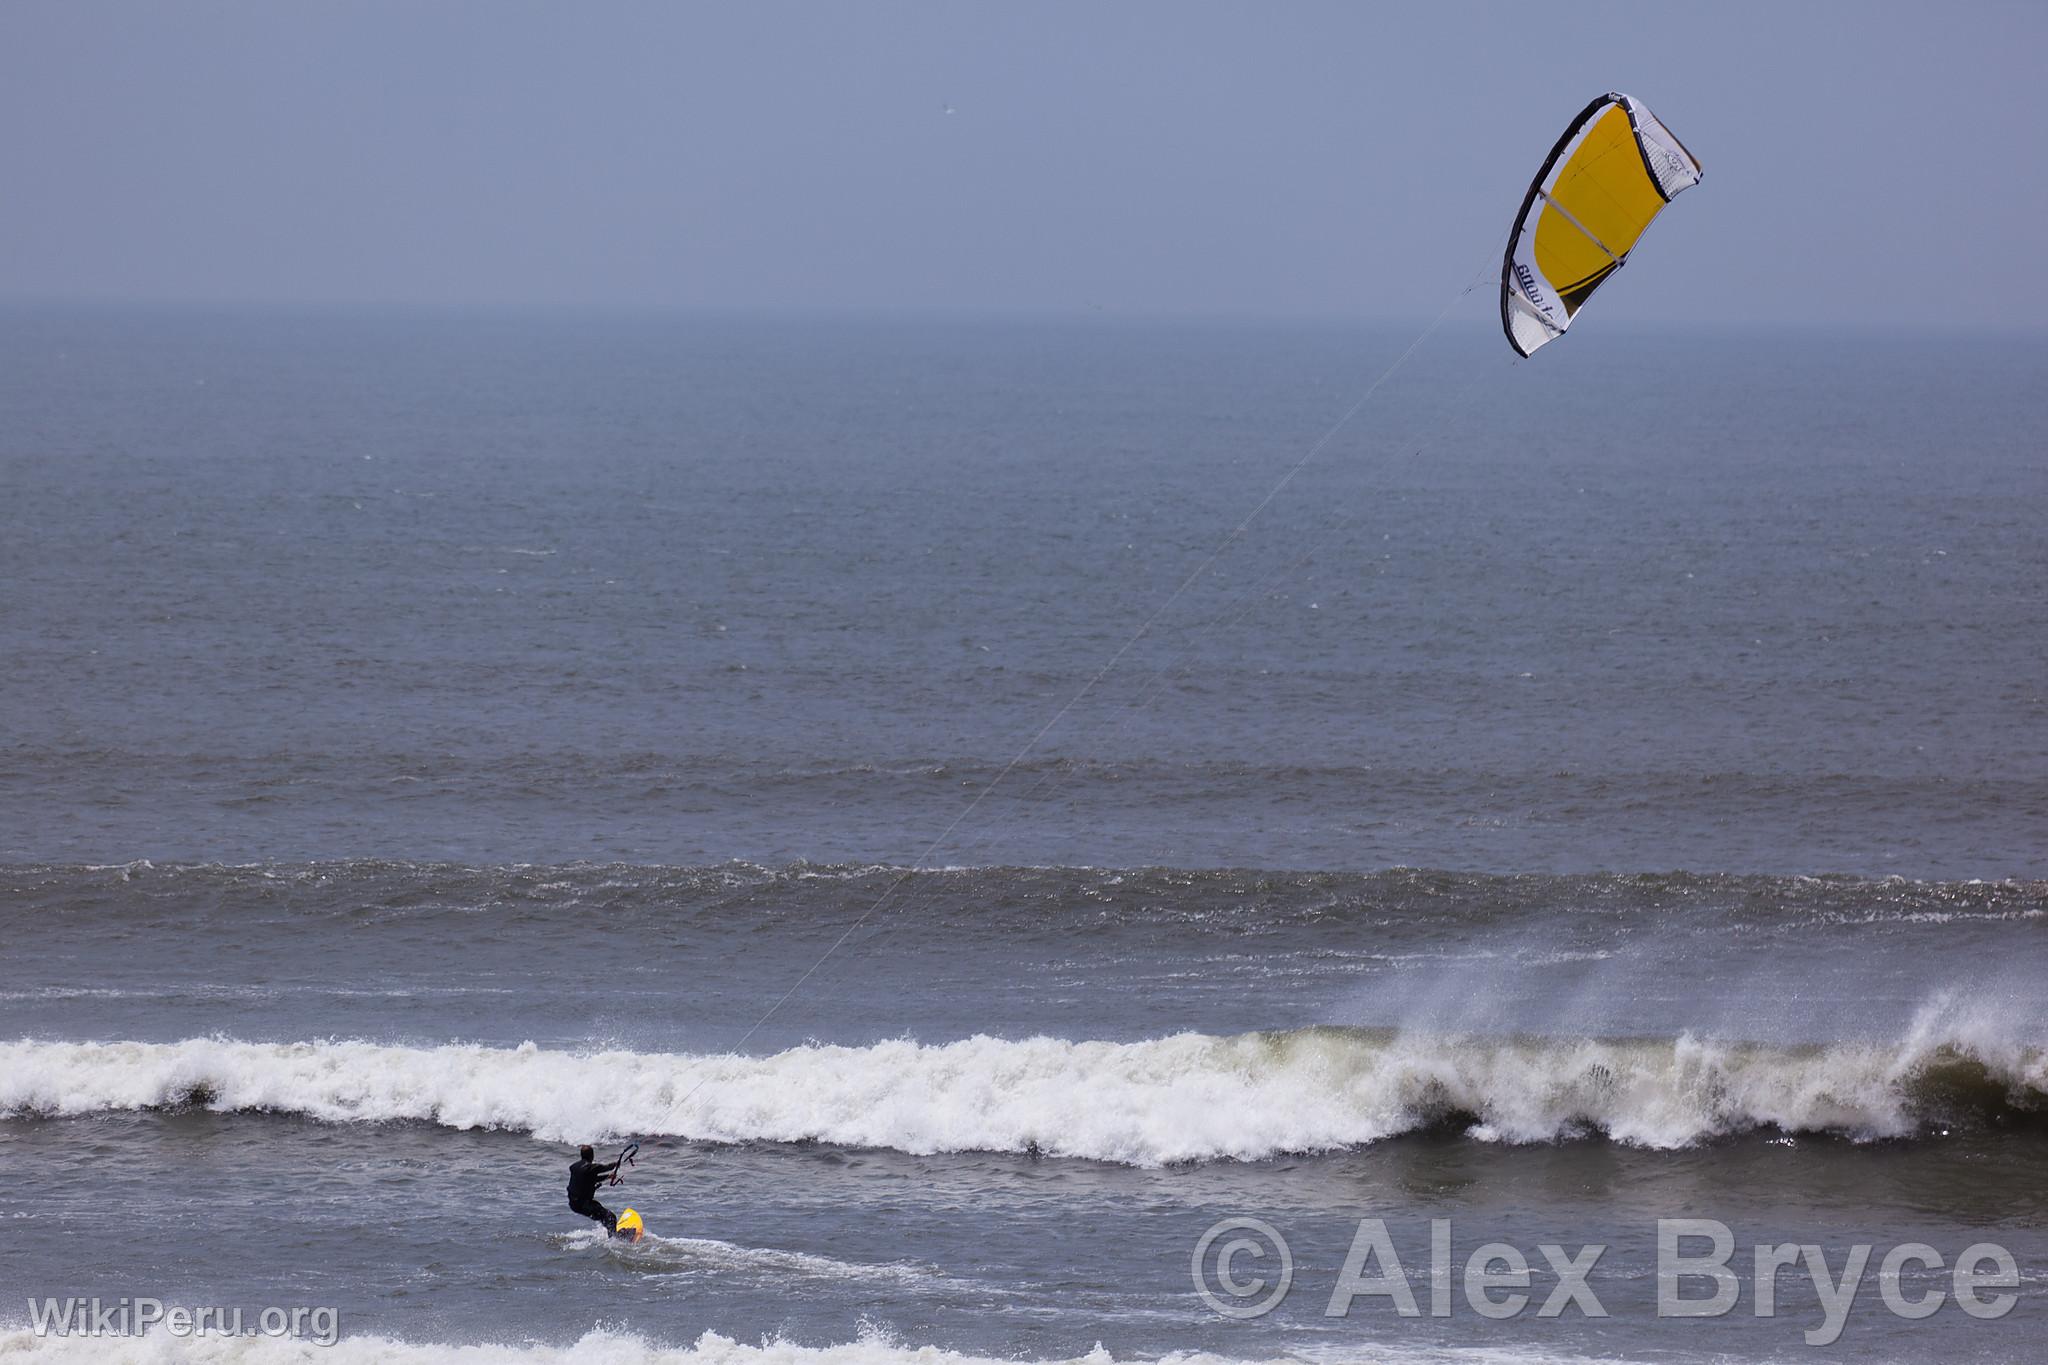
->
[612,1208,645,1243]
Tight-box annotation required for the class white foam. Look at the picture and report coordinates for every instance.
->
[2,997,2039,1163]
[0,1326,1648,1365]
[553,1230,965,1290]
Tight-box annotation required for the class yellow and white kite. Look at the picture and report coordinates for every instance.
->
[1501,93,1702,357]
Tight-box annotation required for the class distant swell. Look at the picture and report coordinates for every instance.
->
[6,859,2043,939]
[5,1004,2042,1161]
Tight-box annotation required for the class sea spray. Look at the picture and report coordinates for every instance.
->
[4,1008,2040,1162]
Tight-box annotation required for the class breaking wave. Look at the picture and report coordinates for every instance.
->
[0,1326,1635,1365]
[4,1000,2041,1161]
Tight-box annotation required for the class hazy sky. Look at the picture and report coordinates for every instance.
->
[3,1,2044,326]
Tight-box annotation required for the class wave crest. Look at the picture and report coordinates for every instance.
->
[0,1326,1617,1365]
[4,1008,2041,1163]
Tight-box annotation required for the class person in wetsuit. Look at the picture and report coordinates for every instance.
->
[566,1145,621,1233]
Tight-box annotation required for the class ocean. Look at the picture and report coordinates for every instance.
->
[1,306,2044,1362]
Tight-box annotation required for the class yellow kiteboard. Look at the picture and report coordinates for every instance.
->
[612,1208,645,1243]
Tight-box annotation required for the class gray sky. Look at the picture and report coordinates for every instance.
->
[3,1,2044,326]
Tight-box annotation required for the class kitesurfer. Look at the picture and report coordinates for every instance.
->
[566,1144,621,1233]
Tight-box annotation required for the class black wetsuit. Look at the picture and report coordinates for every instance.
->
[566,1158,620,1232]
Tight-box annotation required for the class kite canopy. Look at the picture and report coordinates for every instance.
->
[1501,93,1701,357]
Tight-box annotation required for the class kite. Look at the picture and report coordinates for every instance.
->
[1501,93,1702,357]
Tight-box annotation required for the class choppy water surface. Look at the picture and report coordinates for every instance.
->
[3,310,2045,1362]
